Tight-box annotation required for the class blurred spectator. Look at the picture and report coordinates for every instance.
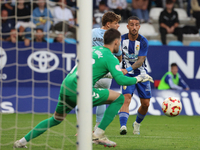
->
[14,0,35,39]
[151,0,163,7]
[54,33,64,43]
[93,0,107,9]
[107,0,131,21]
[53,0,74,32]
[34,28,46,42]
[162,0,184,8]
[159,0,183,45]
[1,0,14,16]
[1,10,15,41]
[132,0,150,23]
[187,0,191,17]
[9,28,30,46]
[158,63,189,90]
[32,0,53,33]
[66,0,76,7]
[191,0,200,30]
[93,17,101,28]
[93,1,108,27]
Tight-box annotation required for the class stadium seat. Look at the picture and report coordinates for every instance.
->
[189,41,200,47]
[118,23,128,35]
[45,37,54,43]
[168,40,183,46]
[148,40,162,46]
[174,8,190,21]
[65,38,77,44]
[149,7,163,21]
[139,23,158,36]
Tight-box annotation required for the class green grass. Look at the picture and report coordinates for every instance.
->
[0,114,200,150]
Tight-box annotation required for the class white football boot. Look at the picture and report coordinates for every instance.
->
[120,125,127,135]
[133,121,140,135]
[92,133,117,147]
[13,140,28,148]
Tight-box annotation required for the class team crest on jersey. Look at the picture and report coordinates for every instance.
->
[123,86,127,90]
[136,45,140,51]
[115,65,121,71]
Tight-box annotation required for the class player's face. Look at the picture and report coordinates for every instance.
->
[108,21,120,30]
[171,66,178,75]
[113,37,121,53]
[127,19,140,36]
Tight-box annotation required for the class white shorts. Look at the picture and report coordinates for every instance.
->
[94,78,112,89]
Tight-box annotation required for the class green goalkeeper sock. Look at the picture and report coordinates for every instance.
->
[98,94,124,130]
[24,116,61,142]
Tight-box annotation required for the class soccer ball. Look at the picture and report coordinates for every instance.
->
[162,97,182,117]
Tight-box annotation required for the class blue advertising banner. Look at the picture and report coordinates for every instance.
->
[0,42,200,115]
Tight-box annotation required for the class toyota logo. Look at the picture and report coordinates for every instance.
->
[27,51,59,73]
[0,47,7,70]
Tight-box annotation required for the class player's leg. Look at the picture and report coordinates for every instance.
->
[133,81,151,135]
[92,88,124,147]
[14,94,76,148]
[94,78,112,131]
[119,84,135,135]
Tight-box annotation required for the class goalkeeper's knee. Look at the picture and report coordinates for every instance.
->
[115,94,125,105]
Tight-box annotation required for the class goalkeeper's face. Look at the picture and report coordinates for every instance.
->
[127,19,140,36]
[113,37,121,53]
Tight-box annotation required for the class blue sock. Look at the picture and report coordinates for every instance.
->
[136,111,146,123]
[96,105,106,123]
[119,112,129,127]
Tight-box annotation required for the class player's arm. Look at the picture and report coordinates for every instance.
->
[178,75,189,90]
[107,56,153,85]
[165,75,183,90]
[121,56,146,75]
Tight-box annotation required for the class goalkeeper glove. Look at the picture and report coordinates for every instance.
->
[135,74,154,83]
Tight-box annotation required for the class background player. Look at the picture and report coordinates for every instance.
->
[13,28,153,148]
[158,63,189,90]
[76,11,122,132]
[119,16,151,135]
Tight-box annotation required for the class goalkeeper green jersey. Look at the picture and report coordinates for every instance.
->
[60,46,137,96]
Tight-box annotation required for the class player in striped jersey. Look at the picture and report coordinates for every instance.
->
[119,16,152,135]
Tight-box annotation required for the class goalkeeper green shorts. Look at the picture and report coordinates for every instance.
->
[55,88,109,114]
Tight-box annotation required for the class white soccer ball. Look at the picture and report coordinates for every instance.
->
[162,97,182,117]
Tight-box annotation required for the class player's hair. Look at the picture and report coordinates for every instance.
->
[171,63,178,67]
[104,28,121,44]
[99,0,106,5]
[166,0,173,4]
[127,16,140,24]
[102,11,121,26]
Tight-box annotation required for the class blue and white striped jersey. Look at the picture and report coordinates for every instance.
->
[92,28,122,56]
[121,33,149,75]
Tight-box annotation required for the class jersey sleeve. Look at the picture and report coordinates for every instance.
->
[138,37,149,56]
[106,55,137,85]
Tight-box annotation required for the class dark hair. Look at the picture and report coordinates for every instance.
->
[128,16,140,24]
[171,63,178,67]
[104,28,121,44]
[99,0,106,5]
[35,28,43,32]
[166,0,173,4]
[102,11,121,26]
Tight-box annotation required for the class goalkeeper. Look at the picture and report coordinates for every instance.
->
[14,28,153,148]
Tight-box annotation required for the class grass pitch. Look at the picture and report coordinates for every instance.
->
[0,114,199,150]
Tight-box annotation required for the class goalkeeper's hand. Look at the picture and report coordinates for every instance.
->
[135,74,154,83]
